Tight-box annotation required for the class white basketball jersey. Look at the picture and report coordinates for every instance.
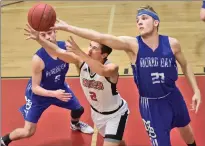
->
[79,61,123,112]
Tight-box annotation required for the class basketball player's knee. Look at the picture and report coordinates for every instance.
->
[71,106,84,119]
[103,140,125,146]
[22,126,36,138]
[120,140,126,146]
[178,124,195,144]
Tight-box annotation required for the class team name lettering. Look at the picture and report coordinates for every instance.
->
[82,78,104,90]
[46,63,67,77]
[140,57,172,68]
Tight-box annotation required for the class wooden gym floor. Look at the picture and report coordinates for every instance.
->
[1,1,205,77]
[1,1,205,146]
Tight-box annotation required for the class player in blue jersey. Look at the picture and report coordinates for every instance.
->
[200,0,205,21]
[1,29,94,146]
[47,5,201,146]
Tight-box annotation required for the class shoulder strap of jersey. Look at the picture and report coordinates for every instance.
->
[79,61,86,71]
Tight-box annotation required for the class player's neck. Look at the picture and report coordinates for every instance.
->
[141,33,159,50]
[44,48,58,60]
[49,41,58,59]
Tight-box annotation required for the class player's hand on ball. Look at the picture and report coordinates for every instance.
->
[24,24,40,40]
[65,36,82,55]
[191,89,201,113]
[50,18,69,31]
[54,89,72,102]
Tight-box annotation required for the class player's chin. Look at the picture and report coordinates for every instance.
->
[140,31,149,37]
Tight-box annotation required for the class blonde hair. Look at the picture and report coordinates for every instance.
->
[137,5,158,15]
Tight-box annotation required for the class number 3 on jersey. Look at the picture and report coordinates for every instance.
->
[89,91,98,101]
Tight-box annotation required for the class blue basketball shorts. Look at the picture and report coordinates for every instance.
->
[19,81,82,123]
[139,88,191,146]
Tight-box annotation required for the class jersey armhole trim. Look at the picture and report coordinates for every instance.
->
[167,36,176,57]
[105,75,118,85]
[79,62,85,71]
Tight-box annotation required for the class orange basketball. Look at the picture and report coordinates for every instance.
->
[28,3,56,31]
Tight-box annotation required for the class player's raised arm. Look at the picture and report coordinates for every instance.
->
[24,24,83,67]
[51,19,136,53]
[66,36,118,77]
[37,35,82,65]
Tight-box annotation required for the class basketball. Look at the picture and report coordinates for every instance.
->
[27,3,56,31]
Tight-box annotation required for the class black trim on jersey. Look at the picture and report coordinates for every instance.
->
[103,59,119,95]
[79,62,85,71]
[90,100,124,115]
[105,76,119,96]
[104,110,128,140]
[88,67,97,78]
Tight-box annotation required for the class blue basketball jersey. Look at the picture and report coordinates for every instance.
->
[29,41,69,91]
[131,35,178,98]
[20,41,84,123]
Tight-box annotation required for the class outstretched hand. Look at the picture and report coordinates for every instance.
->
[65,36,82,55]
[50,18,69,31]
[24,24,40,40]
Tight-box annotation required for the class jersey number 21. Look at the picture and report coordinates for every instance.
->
[151,72,165,84]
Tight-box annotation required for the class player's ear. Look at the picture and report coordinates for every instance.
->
[154,20,159,27]
[102,53,108,59]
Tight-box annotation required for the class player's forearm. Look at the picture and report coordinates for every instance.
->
[79,51,106,76]
[65,25,131,51]
[37,36,59,56]
[65,25,102,43]
[182,64,200,93]
[32,86,55,97]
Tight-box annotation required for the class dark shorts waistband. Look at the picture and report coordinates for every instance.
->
[90,100,124,115]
